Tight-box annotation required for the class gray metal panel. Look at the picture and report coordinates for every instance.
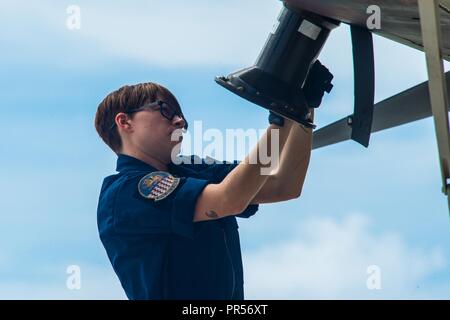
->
[418,0,450,205]
[284,0,450,61]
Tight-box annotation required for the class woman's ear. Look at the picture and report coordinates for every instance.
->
[115,113,132,131]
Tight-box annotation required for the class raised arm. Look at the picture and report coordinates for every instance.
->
[193,122,292,222]
[250,110,314,204]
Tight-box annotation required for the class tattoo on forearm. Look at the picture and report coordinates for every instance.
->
[205,210,219,218]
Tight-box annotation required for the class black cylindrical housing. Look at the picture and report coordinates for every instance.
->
[216,5,339,127]
[255,7,337,90]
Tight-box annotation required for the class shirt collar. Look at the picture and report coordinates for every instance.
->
[116,154,197,177]
[116,154,158,173]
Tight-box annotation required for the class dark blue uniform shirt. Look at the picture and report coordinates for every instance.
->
[97,154,259,300]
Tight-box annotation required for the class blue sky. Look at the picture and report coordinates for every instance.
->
[1,0,450,299]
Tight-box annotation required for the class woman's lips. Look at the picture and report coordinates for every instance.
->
[169,129,183,141]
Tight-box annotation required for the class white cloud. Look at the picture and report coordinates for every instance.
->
[1,0,446,74]
[1,214,447,300]
[0,0,282,67]
[0,263,126,300]
[79,0,282,67]
[243,213,448,299]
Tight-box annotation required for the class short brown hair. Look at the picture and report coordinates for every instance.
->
[95,82,182,153]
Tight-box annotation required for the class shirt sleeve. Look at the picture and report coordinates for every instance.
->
[113,173,209,239]
[170,177,209,238]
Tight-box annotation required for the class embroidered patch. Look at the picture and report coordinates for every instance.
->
[138,171,180,201]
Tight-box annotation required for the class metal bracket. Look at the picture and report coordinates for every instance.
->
[350,26,375,148]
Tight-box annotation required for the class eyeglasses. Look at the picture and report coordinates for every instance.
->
[109,99,188,131]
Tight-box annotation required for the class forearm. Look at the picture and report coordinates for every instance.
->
[275,115,313,197]
[219,122,292,212]
[251,111,313,203]
[194,122,294,221]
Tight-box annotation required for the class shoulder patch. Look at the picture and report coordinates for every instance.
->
[138,171,180,201]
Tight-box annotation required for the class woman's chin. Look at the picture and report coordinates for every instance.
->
[170,141,182,155]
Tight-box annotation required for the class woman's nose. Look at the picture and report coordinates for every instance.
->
[172,114,186,129]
